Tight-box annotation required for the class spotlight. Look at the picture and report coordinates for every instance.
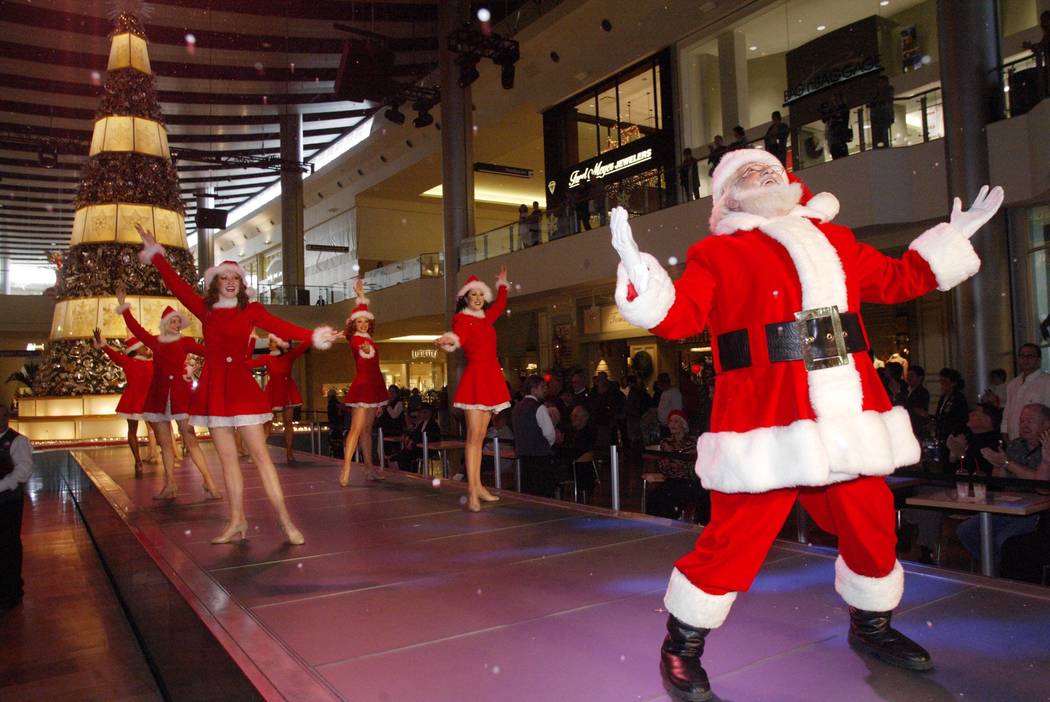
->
[495,44,519,90]
[38,145,58,168]
[477,7,491,22]
[457,53,481,88]
[384,103,406,125]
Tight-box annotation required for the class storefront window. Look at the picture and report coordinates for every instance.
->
[574,93,599,162]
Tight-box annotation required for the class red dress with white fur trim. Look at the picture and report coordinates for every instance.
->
[249,342,309,410]
[101,346,153,421]
[344,333,387,407]
[121,308,202,422]
[446,282,511,412]
[144,247,332,427]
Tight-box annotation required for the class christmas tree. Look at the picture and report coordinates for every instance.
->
[35,2,200,396]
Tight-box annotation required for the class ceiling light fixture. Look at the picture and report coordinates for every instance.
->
[817,24,827,31]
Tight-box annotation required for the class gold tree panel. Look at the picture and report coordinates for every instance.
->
[70,204,186,248]
[50,295,202,340]
[107,32,151,73]
[88,116,169,158]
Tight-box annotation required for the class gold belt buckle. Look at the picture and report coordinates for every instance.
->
[795,305,849,371]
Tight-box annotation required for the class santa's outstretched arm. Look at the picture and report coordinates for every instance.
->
[855,185,1005,304]
[610,207,716,339]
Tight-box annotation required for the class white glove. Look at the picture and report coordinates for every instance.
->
[610,206,649,294]
[950,185,1004,239]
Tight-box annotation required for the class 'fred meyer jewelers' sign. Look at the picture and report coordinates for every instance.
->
[567,147,653,189]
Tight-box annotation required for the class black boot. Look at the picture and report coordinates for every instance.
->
[848,607,933,671]
[660,615,713,702]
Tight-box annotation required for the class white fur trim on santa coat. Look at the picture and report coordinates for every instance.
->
[357,343,375,359]
[189,412,274,428]
[312,325,338,350]
[696,405,920,493]
[614,252,676,330]
[908,221,979,291]
[453,401,512,412]
[115,302,131,314]
[457,278,493,302]
[138,242,165,264]
[437,332,461,352]
[458,308,485,319]
[663,567,737,630]
[835,556,904,612]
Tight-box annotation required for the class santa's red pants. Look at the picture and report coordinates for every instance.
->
[665,476,902,628]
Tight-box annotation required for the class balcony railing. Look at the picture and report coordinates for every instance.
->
[362,252,443,292]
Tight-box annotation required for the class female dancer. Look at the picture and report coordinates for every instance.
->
[339,279,388,485]
[135,224,338,544]
[115,288,221,500]
[436,265,511,512]
[91,328,158,477]
[250,334,310,463]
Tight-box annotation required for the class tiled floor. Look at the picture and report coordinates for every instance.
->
[0,459,162,702]
[73,445,1050,702]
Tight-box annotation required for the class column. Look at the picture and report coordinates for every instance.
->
[0,256,9,294]
[194,187,215,273]
[717,30,749,133]
[937,0,1012,390]
[280,112,306,304]
[439,0,475,398]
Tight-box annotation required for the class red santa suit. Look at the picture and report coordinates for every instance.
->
[140,249,335,428]
[117,305,203,423]
[101,337,152,421]
[249,337,309,411]
[615,149,983,630]
[343,295,387,408]
[441,276,511,412]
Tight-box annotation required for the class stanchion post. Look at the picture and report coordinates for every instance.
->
[610,445,620,512]
[422,431,429,476]
[493,436,501,488]
[378,427,385,468]
[309,422,316,455]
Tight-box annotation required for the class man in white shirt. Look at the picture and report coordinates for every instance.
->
[657,373,683,427]
[512,375,557,497]
[0,404,33,609]
[1001,343,1050,440]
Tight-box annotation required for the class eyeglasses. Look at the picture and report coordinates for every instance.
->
[1018,353,1040,358]
[734,163,786,186]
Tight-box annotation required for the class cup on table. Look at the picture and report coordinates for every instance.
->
[955,471,971,500]
[972,481,987,503]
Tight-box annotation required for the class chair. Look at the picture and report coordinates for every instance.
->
[641,472,665,513]
[569,457,600,504]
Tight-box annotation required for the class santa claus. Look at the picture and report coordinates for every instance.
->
[611,148,1003,701]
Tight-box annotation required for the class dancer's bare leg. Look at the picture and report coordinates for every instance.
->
[339,407,369,486]
[127,419,143,476]
[360,411,381,479]
[177,419,220,498]
[464,409,492,512]
[210,427,246,543]
[151,420,178,499]
[240,422,302,544]
[282,407,296,462]
[143,424,159,462]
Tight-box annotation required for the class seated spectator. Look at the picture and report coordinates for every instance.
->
[559,404,598,503]
[389,404,441,471]
[647,411,707,522]
[945,403,1004,475]
[376,385,405,437]
[1001,509,1050,583]
[882,361,905,405]
[956,403,1050,567]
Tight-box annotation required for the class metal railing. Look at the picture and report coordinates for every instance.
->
[255,283,355,306]
[362,252,443,292]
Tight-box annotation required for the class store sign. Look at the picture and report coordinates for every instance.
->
[567,146,654,190]
[783,54,881,104]
[784,15,885,108]
[411,348,438,360]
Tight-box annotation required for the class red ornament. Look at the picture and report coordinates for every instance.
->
[690,363,702,375]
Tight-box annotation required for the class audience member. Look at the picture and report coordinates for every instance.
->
[728,125,748,150]
[679,148,700,201]
[569,370,590,411]
[707,135,727,176]
[526,201,543,246]
[956,403,1050,568]
[559,404,598,503]
[647,410,706,523]
[981,368,1009,407]
[882,361,905,405]
[763,110,790,165]
[656,372,683,429]
[902,364,930,437]
[0,404,32,610]
[623,374,650,448]
[1001,343,1050,440]
[513,375,557,497]
[590,373,624,446]
[389,404,440,471]
[934,367,969,464]
[823,94,851,159]
[869,75,895,149]
[376,385,405,438]
[517,204,529,244]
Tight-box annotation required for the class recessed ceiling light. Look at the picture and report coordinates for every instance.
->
[880,1,890,5]
[817,25,827,31]
[749,46,758,51]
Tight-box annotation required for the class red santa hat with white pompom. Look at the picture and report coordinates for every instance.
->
[456,274,493,302]
[203,260,256,297]
[124,335,144,353]
[159,305,186,329]
[347,292,374,323]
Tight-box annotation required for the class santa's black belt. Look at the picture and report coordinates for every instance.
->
[717,310,867,372]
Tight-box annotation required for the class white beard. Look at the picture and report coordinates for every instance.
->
[730,182,802,219]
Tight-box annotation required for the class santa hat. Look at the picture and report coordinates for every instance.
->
[456,274,493,302]
[267,333,289,349]
[124,335,144,353]
[667,409,689,430]
[160,305,186,328]
[348,291,374,323]
[202,260,256,297]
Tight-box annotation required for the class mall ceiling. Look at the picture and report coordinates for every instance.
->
[0,0,529,264]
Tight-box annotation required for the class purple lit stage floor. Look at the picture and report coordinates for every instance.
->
[74,446,1050,702]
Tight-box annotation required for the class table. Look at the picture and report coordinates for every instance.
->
[423,439,465,478]
[905,488,1050,577]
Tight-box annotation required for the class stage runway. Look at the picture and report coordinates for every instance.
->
[70,445,1050,702]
